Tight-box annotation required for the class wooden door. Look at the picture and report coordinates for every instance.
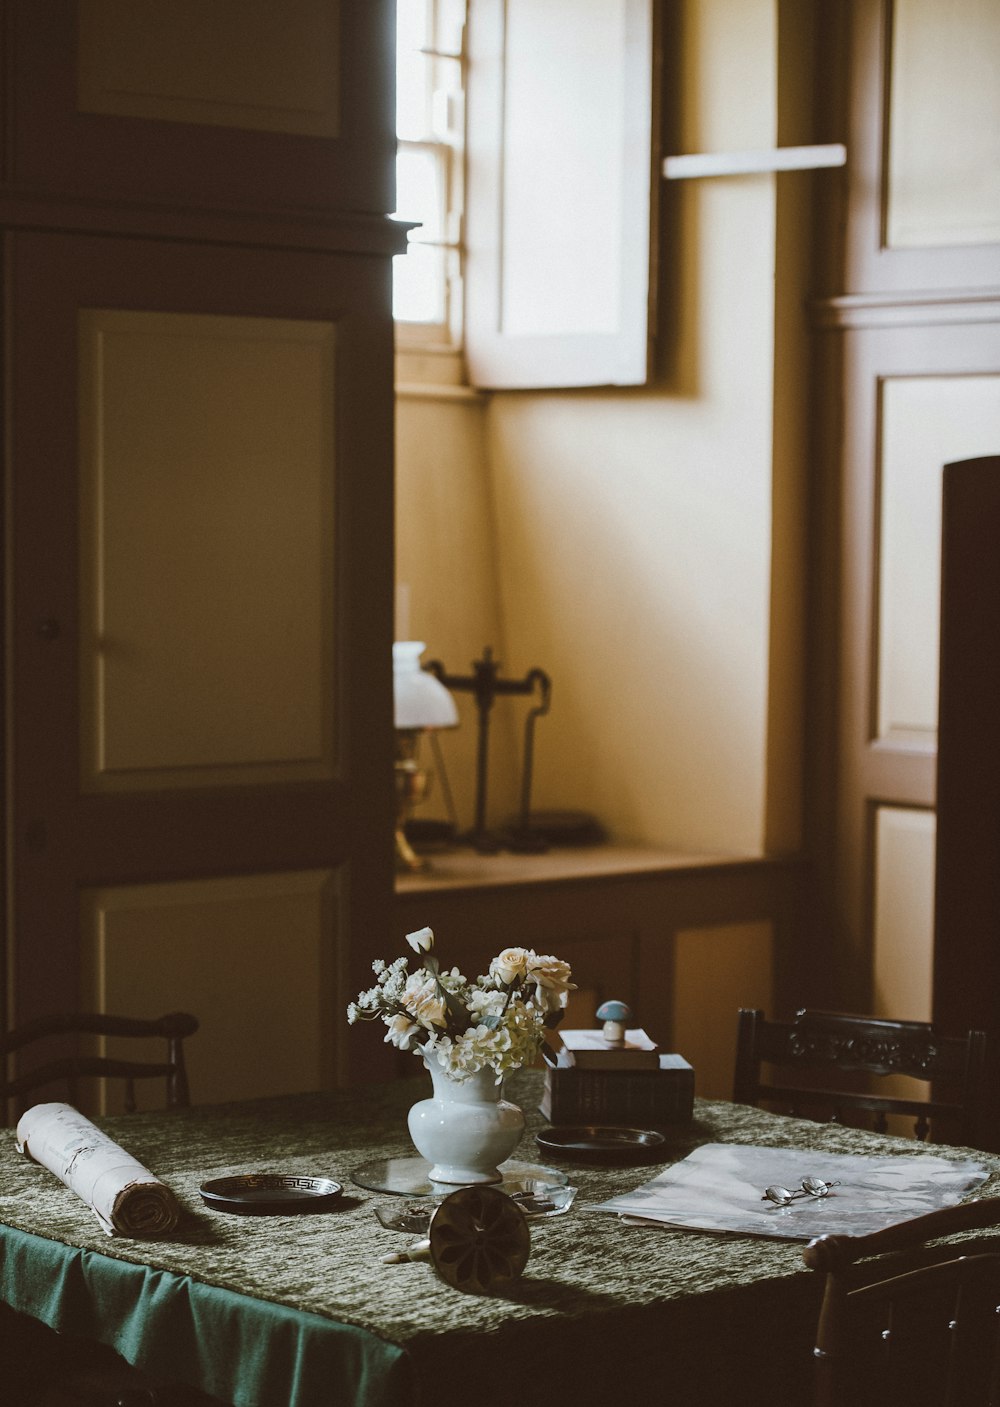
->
[810,0,1000,1032]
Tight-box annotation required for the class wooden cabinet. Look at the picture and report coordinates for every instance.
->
[1,1,401,1101]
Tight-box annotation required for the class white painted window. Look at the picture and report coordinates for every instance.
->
[394,0,466,347]
[395,0,659,389]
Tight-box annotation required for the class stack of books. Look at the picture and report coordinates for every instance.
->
[541,1026,694,1127]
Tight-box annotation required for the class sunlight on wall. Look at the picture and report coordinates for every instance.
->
[485,0,780,852]
[395,389,522,832]
[395,0,799,855]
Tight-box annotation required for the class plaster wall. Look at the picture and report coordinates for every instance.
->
[396,0,801,854]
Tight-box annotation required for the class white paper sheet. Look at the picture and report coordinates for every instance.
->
[592,1142,989,1241]
[16,1102,181,1237]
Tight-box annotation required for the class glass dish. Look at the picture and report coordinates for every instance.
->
[352,1154,568,1197]
[374,1177,577,1233]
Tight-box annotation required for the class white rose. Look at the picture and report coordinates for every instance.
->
[491,946,532,985]
[406,926,434,954]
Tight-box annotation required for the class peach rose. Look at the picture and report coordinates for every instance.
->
[401,972,446,1028]
[525,953,574,994]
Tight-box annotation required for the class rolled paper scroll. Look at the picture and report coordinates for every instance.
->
[16,1102,181,1237]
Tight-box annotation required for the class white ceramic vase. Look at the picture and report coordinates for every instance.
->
[407,1060,525,1184]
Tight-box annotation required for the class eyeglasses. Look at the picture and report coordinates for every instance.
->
[761,1176,841,1206]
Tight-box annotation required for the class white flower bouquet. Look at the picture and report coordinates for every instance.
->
[347,927,574,1081]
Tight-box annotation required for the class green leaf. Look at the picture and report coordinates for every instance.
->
[438,984,469,1033]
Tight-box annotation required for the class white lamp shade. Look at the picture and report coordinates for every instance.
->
[393,642,459,730]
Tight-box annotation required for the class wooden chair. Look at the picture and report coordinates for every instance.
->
[1,1011,203,1405]
[803,1197,1000,1407]
[733,1008,989,1146]
[0,1011,199,1119]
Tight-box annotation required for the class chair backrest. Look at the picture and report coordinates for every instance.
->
[733,1008,988,1146]
[803,1196,1000,1407]
[0,1011,198,1119]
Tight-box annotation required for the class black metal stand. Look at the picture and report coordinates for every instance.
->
[425,647,551,854]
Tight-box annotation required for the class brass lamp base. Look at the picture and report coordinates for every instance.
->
[395,739,431,873]
[395,822,428,874]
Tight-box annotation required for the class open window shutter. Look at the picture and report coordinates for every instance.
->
[465,0,659,390]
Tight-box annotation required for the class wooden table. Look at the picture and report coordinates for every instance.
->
[2,1071,998,1407]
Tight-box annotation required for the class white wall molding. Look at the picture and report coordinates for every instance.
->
[812,288,1000,330]
[663,144,845,180]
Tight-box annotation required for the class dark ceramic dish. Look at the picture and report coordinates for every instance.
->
[199,1173,344,1215]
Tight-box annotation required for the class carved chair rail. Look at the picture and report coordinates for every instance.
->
[733,1009,989,1145]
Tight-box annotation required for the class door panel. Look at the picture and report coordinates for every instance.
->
[78,310,337,790]
[884,0,1000,251]
[8,0,394,216]
[78,0,342,138]
[877,372,1000,747]
[872,806,935,1021]
[80,869,338,1112]
[845,0,1000,293]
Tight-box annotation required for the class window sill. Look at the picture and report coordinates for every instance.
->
[394,345,486,404]
[394,843,798,896]
[395,380,485,403]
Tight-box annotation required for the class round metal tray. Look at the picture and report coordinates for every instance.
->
[535,1125,666,1164]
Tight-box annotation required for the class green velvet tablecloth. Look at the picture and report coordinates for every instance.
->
[2,1071,999,1407]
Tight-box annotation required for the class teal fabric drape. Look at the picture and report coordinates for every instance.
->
[0,1224,412,1407]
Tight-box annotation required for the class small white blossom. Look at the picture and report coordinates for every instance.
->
[406,927,434,954]
[384,1013,419,1049]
